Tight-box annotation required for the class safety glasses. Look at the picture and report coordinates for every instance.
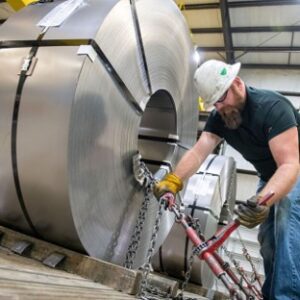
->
[215,89,228,104]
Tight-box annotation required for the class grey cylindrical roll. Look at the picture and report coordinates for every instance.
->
[0,0,198,267]
[152,155,236,287]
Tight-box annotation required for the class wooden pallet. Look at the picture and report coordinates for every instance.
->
[0,226,229,299]
[0,226,182,299]
[0,245,138,299]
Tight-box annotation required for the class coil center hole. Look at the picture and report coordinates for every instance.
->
[138,90,177,173]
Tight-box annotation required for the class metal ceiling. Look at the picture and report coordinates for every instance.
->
[176,0,300,69]
[1,0,300,71]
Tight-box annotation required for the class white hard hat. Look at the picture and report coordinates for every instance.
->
[194,60,241,108]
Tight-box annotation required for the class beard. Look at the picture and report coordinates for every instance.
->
[220,108,242,130]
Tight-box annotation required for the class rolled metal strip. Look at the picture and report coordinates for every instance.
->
[0,0,198,267]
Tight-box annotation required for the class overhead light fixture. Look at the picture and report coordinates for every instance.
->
[193,47,201,67]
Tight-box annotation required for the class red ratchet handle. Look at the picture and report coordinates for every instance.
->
[257,191,275,206]
[199,191,275,259]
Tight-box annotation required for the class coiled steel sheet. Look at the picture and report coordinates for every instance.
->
[0,0,198,268]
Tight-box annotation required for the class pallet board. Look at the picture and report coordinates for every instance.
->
[0,226,141,295]
[0,226,228,299]
[0,246,137,299]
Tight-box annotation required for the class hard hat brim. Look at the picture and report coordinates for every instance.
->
[206,62,241,107]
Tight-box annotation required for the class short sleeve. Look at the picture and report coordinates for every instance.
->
[264,100,298,141]
[203,111,224,138]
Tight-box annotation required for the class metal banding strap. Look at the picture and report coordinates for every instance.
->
[141,159,173,170]
[89,39,143,115]
[183,154,218,273]
[130,0,152,96]
[187,205,219,221]
[138,134,179,144]
[11,32,46,238]
[0,39,143,116]
[139,132,193,150]
[177,143,192,151]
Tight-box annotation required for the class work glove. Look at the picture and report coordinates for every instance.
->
[235,195,270,229]
[153,173,183,199]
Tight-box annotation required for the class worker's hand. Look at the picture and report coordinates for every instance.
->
[235,195,270,229]
[153,173,183,199]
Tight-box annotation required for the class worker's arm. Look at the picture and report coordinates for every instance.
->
[259,127,299,206]
[236,127,299,228]
[153,132,222,199]
[173,131,222,181]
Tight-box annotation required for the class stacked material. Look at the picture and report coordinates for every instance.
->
[0,0,198,268]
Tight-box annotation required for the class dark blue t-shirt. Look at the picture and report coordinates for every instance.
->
[204,86,300,181]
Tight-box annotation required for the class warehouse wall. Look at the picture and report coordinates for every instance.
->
[240,69,300,108]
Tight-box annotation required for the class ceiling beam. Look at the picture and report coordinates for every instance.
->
[191,28,222,34]
[220,0,234,63]
[197,46,225,52]
[192,25,300,34]
[231,25,300,33]
[197,46,300,52]
[184,3,219,10]
[229,0,300,7]
[242,64,300,70]
[184,0,299,10]
[235,46,300,52]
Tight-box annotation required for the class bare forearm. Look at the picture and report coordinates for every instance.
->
[173,132,221,182]
[173,148,204,181]
[260,163,299,206]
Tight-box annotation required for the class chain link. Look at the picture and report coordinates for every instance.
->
[140,209,202,300]
[124,161,156,269]
[236,230,262,286]
[124,185,153,269]
[127,158,200,300]
[175,217,204,300]
[126,156,262,299]
[217,172,262,287]
[139,198,170,299]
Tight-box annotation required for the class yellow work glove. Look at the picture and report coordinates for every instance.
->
[153,173,183,199]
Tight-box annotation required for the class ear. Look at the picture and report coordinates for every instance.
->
[231,77,244,92]
[233,76,242,87]
[231,77,246,101]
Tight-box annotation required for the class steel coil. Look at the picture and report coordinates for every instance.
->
[0,0,198,267]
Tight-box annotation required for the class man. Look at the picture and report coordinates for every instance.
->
[154,59,300,300]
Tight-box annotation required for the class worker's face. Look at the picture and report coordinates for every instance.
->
[213,78,245,129]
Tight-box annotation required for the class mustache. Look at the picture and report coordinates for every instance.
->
[220,108,242,129]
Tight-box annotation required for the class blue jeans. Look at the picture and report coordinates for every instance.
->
[257,177,300,300]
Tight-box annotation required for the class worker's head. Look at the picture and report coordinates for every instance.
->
[194,59,246,129]
[194,59,241,107]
